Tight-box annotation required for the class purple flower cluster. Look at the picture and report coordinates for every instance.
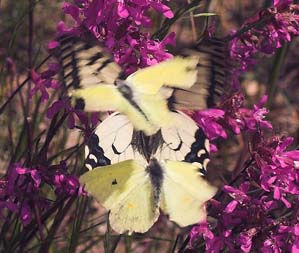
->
[193,94,272,143]
[230,0,299,72]
[189,135,299,252]
[61,0,175,74]
[46,97,97,130]
[30,63,60,102]
[0,163,84,226]
[188,2,299,251]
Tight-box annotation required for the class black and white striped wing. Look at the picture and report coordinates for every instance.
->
[56,36,122,89]
[166,39,231,110]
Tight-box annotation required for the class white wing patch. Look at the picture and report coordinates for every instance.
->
[85,113,135,170]
[156,112,198,163]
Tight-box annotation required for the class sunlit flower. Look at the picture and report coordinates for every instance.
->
[193,109,227,140]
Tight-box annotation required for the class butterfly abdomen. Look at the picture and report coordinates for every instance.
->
[146,158,164,205]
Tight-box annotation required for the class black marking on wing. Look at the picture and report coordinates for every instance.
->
[173,140,183,151]
[55,35,124,92]
[117,84,150,122]
[112,179,118,185]
[195,38,232,107]
[85,133,111,170]
[86,52,105,65]
[199,168,207,176]
[56,36,93,89]
[74,98,85,110]
[97,58,114,72]
[112,143,122,155]
[184,128,209,172]
[132,130,163,162]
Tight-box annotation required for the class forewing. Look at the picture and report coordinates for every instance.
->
[126,56,200,94]
[80,159,160,234]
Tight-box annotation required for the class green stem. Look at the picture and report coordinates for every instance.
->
[153,0,203,40]
[266,43,289,108]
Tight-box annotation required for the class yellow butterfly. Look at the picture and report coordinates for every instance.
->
[57,36,228,135]
[81,111,217,234]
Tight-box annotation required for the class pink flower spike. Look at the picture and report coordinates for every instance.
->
[224,200,238,213]
[117,1,129,18]
[161,32,176,47]
[294,224,299,236]
[16,167,28,175]
[150,2,174,18]
[274,0,292,8]
[47,40,60,50]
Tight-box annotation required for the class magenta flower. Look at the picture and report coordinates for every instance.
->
[47,98,89,129]
[60,0,175,74]
[230,1,299,72]
[220,93,245,134]
[240,95,273,131]
[0,164,48,225]
[190,222,224,253]
[193,94,271,143]
[188,129,299,252]
[47,98,98,136]
[30,63,60,102]
[252,135,299,208]
[0,163,84,226]
[274,0,292,8]
[193,109,227,140]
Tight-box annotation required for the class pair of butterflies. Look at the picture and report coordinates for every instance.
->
[56,35,228,234]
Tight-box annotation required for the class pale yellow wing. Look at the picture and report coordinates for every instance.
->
[160,160,217,226]
[71,85,125,111]
[126,56,200,94]
[71,85,159,135]
[58,36,161,134]
[80,159,160,234]
[135,92,174,129]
